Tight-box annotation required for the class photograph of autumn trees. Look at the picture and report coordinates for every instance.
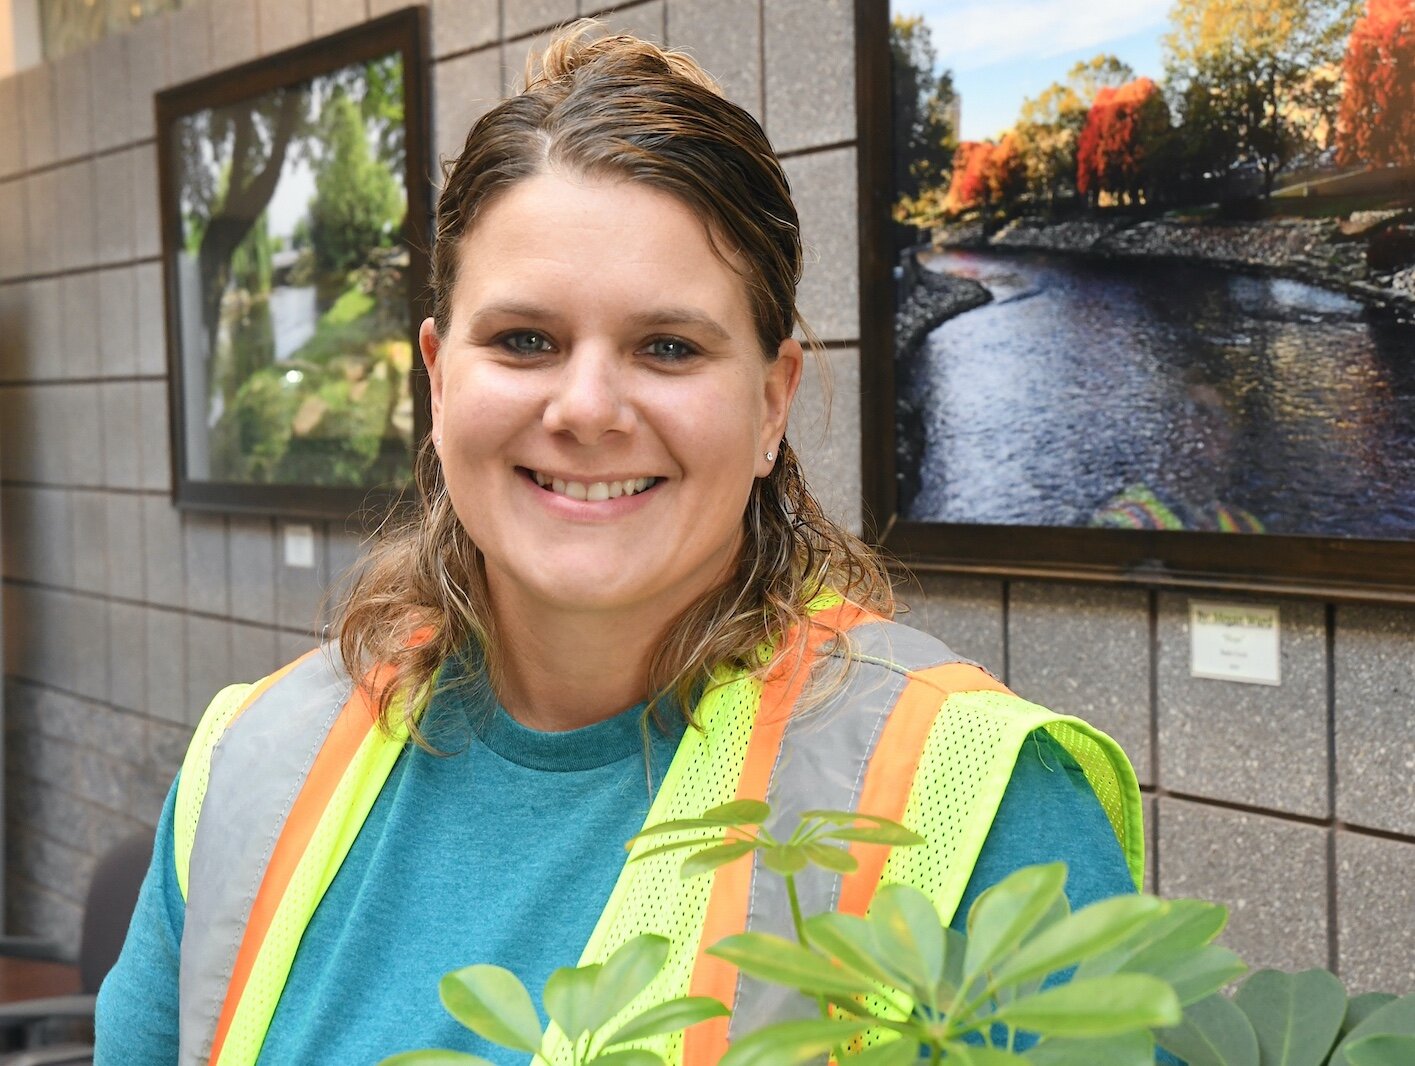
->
[170,52,414,491]
[891,0,1415,540]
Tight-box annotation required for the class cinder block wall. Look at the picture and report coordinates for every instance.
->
[1,0,1411,997]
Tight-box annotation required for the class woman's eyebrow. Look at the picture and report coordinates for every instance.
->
[625,308,731,341]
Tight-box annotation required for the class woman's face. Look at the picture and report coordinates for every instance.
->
[422,171,802,625]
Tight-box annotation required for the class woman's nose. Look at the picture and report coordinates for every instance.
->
[541,348,634,443]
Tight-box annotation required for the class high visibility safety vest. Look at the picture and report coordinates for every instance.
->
[172,600,1143,1066]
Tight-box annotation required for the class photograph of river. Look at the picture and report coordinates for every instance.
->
[890,0,1415,541]
[167,47,415,490]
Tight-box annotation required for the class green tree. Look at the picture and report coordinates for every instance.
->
[1014,56,1134,209]
[891,14,958,231]
[1164,0,1361,196]
[308,88,403,274]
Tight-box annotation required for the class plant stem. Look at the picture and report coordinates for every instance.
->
[788,873,846,1061]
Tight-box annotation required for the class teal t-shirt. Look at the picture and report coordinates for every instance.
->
[95,680,1137,1065]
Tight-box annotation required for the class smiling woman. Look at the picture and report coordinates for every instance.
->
[95,20,1146,1066]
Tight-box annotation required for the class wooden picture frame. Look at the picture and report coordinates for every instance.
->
[156,6,431,519]
[856,0,1415,603]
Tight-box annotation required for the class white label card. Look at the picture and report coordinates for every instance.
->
[283,523,316,569]
[1189,601,1281,686]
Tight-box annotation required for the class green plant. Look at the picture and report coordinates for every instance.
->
[378,933,728,1066]
[1157,969,1415,1066]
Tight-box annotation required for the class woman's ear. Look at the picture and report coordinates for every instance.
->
[420,317,443,443]
[764,337,804,445]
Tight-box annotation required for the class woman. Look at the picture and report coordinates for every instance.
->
[97,24,1143,1066]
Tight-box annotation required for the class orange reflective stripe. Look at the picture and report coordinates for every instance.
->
[837,662,1012,917]
[205,667,390,1066]
[682,602,872,1065]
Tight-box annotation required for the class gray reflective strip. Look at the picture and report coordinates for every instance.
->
[178,647,352,1066]
[727,620,964,1040]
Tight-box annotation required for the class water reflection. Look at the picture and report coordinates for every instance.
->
[903,250,1415,539]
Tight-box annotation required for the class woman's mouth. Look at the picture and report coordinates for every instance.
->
[522,468,662,502]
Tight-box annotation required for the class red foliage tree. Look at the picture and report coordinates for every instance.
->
[987,134,1027,206]
[1338,0,1415,166]
[943,141,994,214]
[1076,77,1168,204]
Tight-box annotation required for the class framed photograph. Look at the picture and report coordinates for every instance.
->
[857,0,1415,600]
[157,7,431,518]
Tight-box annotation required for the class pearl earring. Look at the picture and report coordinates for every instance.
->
[765,450,774,462]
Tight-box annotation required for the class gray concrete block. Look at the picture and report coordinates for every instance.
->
[166,2,211,87]
[1156,593,1328,817]
[1143,794,1156,894]
[430,0,498,57]
[591,1,666,43]
[230,620,279,683]
[89,33,133,153]
[504,0,576,41]
[94,151,136,266]
[60,272,100,380]
[145,607,188,724]
[0,78,21,179]
[8,826,95,906]
[7,770,144,856]
[101,382,143,490]
[258,0,311,54]
[322,527,366,627]
[312,0,366,39]
[70,490,110,594]
[109,599,147,712]
[135,262,167,376]
[763,0,853,152]
[2,583,35,679]
[185,614,233,723]
[1336,831,1415,995]
[665,0,761,118]
[148,718,195,778]
[276,520,328,633]
[27,386,66,483]
[24,170,60,277]
[0,286,22,377]
[55,162,99,274]
[127,16,167,142]
[18,64,57,171]
[278,628,317,667]
[1157,797,1328,974]
[63,590,110,700]
[105,492,145,600]
[31,588,83,690]
[1334,605,1415,837]
[98,267,139,376]
[62,383,106,488]
[137,379,173,491]
[1008,582,1153,786]
[4,878,83,957]
[54,50,94,163]
[228,516,278,623]
[8,487,76,587]
[783,147,858,341]
[0,391,26,483]
[791,344,860,532]
[210,0,259,69]
[433,45,504,170]
[131,146,161,260]
[182,512,230,616]
[0,179,26,280]
[141,495,186,608]
[26,280,64,381]
[897,573,1005,678]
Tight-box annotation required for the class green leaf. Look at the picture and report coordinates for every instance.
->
[992,973,1181,1037]
[991,894,1167,988]
[1025,1032,1156,1066]
[803,912,899,988]
[1342,994,1399,1040]
[708,932,879,998]
[1157,945,1249,1006]
[627,836,727,864]
[438,965,543,1054]
[963,863,1068,988]
[590,934,671,1028]
[868,884,946,1002]
[603,996,729,1047]
[1077,898,1229,981]
[824,825,927,846]
[588,1050,665,1066]
[376,1053,499,1066]
[945,1048,1029,1065]
[1344,1035,1415,1066]
[1331,993,1415,1066]
[718,1018,871,1066]
[703,798,772,824]
[799,809,905,826]
[681,840,759,878]
[803,842,859,873]
[1157,993,1260,1066]
[545,963,601,1041]
[761,845,808,876]
[1233,968,1347,1066]
[838,1037,921,1065]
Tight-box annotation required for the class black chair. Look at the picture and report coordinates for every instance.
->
[0,832,152,1066]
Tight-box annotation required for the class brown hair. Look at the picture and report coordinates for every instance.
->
[338,21,894,740]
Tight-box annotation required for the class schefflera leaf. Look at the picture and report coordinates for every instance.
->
[437,964,543,1055]
[1157,992,1260,1066]
[1233,968,1347,1066]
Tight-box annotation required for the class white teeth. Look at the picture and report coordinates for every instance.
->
[532,470,657,500]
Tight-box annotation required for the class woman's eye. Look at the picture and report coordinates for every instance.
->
[500,331,553,355]
[645,337,696,361]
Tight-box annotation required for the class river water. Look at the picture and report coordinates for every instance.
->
[901,249,1415,539]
